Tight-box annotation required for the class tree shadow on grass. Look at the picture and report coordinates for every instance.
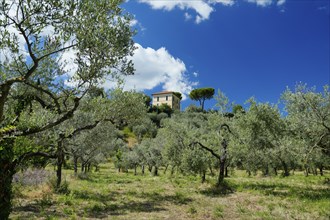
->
[232,181,330,201]
[85,200,168,218]
[265,186,330,201]
[77,190,193,218]
[12,201,67,219]
[41,188,194,218]
[12,190,178,219]
[75,172,137,185]
[136,191,193,205]
[200,181,235,197]
[71,190,119,203]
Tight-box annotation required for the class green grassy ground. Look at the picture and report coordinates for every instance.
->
[11,164,330,220]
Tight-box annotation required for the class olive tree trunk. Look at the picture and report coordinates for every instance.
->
[56,137,65,189]
[153,166,158,176]
[73,155,78,176]
[281,160,290,177]
[217,139,227,187]
[201,171,206,183]
[0,138,15,220]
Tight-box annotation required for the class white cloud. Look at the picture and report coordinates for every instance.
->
[138,0,215,24]
[246,0,273,7]
[184,12,193,21]
[193,72,199,77]
[210,0,235,6]
[277,0,286,6]
[103,43,198,100]
[138,0,285,23]
[195,15,204,24]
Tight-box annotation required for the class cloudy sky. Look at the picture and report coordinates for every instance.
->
[118,0,329,110]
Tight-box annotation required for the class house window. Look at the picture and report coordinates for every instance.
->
[157,97,159,102]
[166,96,168,101]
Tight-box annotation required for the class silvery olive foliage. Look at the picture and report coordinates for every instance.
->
[1,0,135,138]
[62,89,147,170]
[155,112,229,182]
[281,84,330,174]
[232,99,294,175]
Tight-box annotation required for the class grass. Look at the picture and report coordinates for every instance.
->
[213,205,224,218]
[10,164,330,219]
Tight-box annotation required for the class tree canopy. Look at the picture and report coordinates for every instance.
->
[189,88,215,111]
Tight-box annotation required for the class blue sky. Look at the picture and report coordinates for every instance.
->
[120,0,329,110]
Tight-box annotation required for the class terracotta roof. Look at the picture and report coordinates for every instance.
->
[152,91,174,95]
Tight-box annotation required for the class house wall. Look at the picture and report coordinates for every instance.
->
[152,93,180,111]
[171,95,181,111]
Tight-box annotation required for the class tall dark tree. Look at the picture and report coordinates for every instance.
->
[189,88,215,111]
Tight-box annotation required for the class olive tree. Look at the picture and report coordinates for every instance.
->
[137,138,164,176]
[0,0,135,218]
[160,113,200,175]
[188,113,234,186]
[160,112,232,186]
[281,84,330,175]
[54,89,146,186]
[70,123,121,174]
[234,98,301,176]
[122,147,141,175]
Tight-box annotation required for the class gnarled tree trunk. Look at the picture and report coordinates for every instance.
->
[153,166,158,176]
[0,138,15,220]
[201,170,206,183]
[73,155,78,176]
[56,138,64,189]
[281,161,290,177]
[217,139,227,187]
[319,166,324,176]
